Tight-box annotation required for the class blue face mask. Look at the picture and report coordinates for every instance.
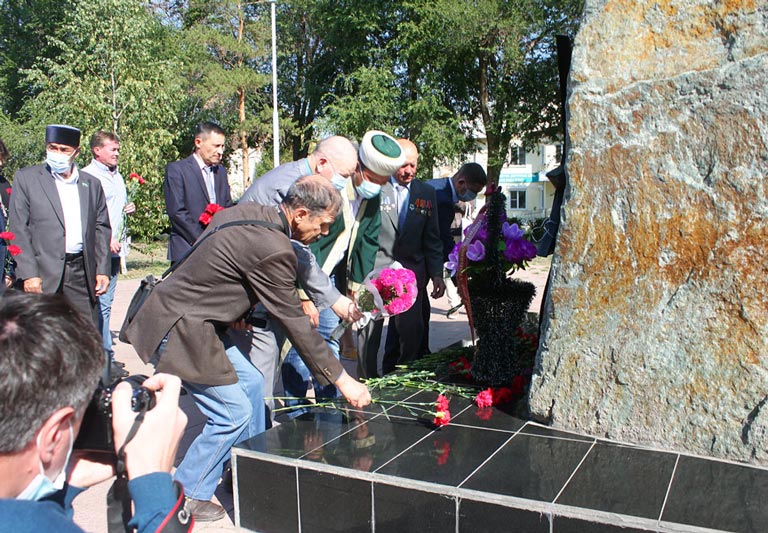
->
[458,189,477,202]
[355,179,381,199]
[46,151,74,174]
[330,173,347,191]
[17,422,73,501]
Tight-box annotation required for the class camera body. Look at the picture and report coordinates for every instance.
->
[73,374,156,452]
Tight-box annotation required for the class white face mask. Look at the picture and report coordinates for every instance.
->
[16,421,74,501]
[46,151,74,174]
[330,173,347,191]
[355,179,381,199]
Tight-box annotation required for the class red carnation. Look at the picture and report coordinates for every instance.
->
[5,187,10,195]
[436,394,450,411]
[0,231,15,240]
[433,408,451,427]
[475,388,493,408]
[128,172,146,185]
[510,375,526,396]
[205,203,224,215]
[7,244,22,256]
[199,211,213,226]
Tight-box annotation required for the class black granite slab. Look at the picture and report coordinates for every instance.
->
[298,469,371,533]
[462,431,593,501]
[458,498,550,532]
[556,442,677,519]
[373,483,455,532]
[662,454,768,532]
[553,516,655,532]
[376,424,512,486]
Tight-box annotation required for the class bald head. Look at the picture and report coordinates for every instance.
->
[394,139,419,186]
[312,136,359,180]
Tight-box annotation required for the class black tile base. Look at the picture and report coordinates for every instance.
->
[233,402,768,533]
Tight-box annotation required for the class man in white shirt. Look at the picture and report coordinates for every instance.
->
[82,131,135,378]
[8,124,111,326]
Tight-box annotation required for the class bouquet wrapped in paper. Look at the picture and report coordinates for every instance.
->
[331,262,418,340]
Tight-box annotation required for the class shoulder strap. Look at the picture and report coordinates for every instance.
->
[161,218,284,279]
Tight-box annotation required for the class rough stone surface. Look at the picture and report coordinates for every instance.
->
[529,0,768,464]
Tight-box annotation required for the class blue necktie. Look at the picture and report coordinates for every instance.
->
[397,185,409,228]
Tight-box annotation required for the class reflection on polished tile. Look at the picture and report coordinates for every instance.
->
[298,469,372,533]
[450,404,527,432]
[519,423,596,442]
[462,432,592,502]
[300,414,433,472]
[662,455,768,532]
[459,498,550,532]
[556,442,676,518]
[374,483,455,531]
[377,424,511,486]
[235,457,297,533]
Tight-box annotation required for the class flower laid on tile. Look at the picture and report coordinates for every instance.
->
[270,391,453,429]
[199,202,225,226]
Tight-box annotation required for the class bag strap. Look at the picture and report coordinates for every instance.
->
[161,217,286,279]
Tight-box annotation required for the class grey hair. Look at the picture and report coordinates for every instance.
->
[283,175,342,217]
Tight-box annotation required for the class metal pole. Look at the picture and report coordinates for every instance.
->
[270,0,279,168]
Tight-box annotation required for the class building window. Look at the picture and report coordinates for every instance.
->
[510,145,526,165]
[555,144,563,163]
[509,189,526,210]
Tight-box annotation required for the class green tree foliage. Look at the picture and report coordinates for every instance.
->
[397,0,584,182]
[20,0,186,240]
[275,0,396,160]
[180,0,271,189]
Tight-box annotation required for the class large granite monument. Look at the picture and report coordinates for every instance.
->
[530,0,768,464]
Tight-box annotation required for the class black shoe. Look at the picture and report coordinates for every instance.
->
[184,497,226,522]
[112,360,125,368]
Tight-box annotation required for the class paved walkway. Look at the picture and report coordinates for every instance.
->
[72,259,552,532]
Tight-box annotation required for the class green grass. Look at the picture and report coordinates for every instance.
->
[120,240,170,279]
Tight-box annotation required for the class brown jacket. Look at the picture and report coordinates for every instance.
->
[125,203,343,386]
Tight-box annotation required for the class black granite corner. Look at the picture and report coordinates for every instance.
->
[553,515,656,532]
[556,442,677,519]
[662,455,768,532]
[236,457,298,533]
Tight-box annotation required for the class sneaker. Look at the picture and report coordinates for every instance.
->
[184,497,226,522]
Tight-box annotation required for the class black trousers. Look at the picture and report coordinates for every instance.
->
[58,255,99,327]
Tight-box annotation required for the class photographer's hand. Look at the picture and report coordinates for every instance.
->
[67,451,116,489]
[112,373,187,479]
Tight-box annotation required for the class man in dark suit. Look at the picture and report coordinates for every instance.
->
[164,122,232,263]
[125,175,371,522]
[8,125,111,325]
[427,163,488,263]
[358,139,446,377]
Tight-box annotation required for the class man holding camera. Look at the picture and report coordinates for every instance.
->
[0,291,190,532]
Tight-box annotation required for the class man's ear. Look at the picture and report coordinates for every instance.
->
[35,407,75,466]
[293,206,310,222]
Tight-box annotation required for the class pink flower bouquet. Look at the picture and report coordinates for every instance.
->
[331,262,418,340]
